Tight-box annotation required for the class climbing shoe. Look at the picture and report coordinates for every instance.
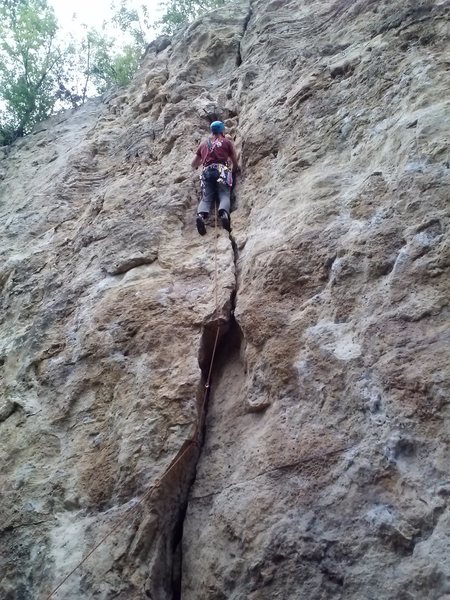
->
[196,214,207,236]
[219,210,231,232]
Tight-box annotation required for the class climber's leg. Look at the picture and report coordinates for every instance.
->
[196,213,207,236]
[198,179,215,216]
[196,179,215,236]
[217,182,231,232]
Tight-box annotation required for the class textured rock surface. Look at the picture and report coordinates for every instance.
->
[1,0,450,599]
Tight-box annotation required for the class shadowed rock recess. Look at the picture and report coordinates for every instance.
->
[1,0,449,598]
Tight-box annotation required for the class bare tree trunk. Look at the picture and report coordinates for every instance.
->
[82,37,91,104]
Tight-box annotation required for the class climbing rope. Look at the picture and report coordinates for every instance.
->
[46,207,221,599]
[200,207,221,424]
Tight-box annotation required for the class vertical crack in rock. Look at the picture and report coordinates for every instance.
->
[171,500,189,600]
[172,231,240,599]
[236,1,254,66]
[3,0,450,597]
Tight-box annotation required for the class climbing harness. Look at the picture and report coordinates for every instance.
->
[201,162,232,188]
[217,164,233,187]
[46,211,222,599]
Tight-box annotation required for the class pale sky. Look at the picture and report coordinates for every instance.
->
[49,0,162,41]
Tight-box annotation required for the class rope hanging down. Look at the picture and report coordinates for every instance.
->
[46,209,222,599]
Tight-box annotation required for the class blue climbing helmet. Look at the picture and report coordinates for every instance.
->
[210,120,225,134]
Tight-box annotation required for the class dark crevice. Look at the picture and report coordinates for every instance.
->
[170,312,240,599]
[172,224,241,598]
[171,500,188,600]
[0,400,21,423]
[236,1,254,66]
[229,232,240,298]
[197,316,231,374]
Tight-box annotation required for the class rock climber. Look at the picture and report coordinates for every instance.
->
[192,120,239,235]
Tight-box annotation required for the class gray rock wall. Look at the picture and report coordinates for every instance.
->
[1,1,449,599]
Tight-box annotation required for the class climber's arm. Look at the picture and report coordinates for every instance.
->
[192,154,202,169]
[192,143,203,169]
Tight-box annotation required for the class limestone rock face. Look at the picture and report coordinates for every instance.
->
[1,1,449,599]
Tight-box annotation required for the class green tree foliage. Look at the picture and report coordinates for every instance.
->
[158,0,232,35]
[0,0,238,146]
[55,28,140,108]
[87,30,140,92]
[0,1,143,145]
[0,0,67,143]
[111,1,153,46]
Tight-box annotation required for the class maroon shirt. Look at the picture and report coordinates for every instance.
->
[196,136,234,167]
